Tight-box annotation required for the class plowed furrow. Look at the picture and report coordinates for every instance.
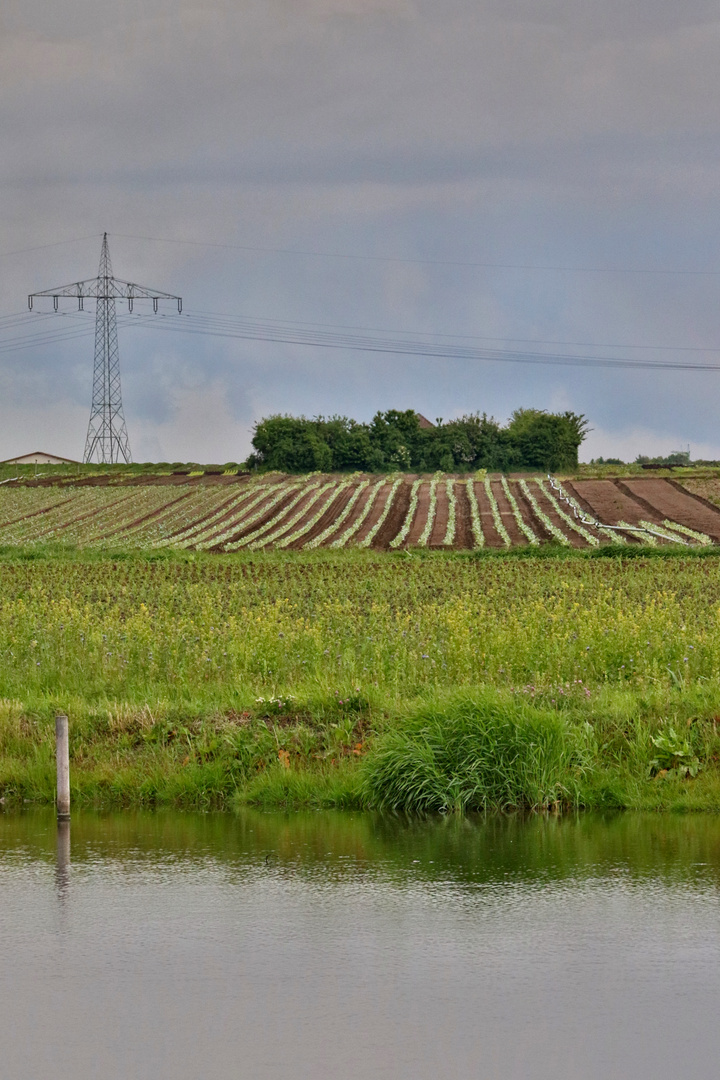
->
[373,481,411,549]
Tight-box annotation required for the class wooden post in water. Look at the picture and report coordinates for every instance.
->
[55,713,70,821]
[55,819,71,895]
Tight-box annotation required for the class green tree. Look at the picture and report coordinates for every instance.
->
[506,409,588,471]
[248,407,589,474]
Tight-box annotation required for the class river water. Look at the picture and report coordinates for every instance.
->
[2,809,720,1079]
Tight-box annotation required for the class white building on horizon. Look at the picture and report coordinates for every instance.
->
[0,451,80,465]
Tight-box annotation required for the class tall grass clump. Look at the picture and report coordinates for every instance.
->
[363,692,592,813]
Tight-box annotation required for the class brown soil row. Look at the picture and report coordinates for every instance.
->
[372,480,412,549]
[252,485,342,549]
[0,494,80,530]
[429,481,449,546]
[289,485,356,549]
[15,472,251,489]
[94,491,196,542]
[528,484,586,548]
[453,482,473,549]
[489,480,529,546]
[212,487,304,548]
[622,479,720,541]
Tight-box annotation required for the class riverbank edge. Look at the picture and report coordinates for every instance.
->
[4,688,720,813]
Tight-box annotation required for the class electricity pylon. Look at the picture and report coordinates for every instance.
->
[29,233,182,464]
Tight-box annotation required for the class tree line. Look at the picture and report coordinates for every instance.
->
[246,408,589,473]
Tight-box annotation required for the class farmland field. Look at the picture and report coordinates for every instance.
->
[0,471,719,549]
[3,464,720,813]
[3,546,720,811]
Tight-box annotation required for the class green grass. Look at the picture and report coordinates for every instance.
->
[1,547,720,811]
[362,692,591,812]
[4,685,720,812]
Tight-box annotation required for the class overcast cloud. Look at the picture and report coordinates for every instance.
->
[2,0,720,462]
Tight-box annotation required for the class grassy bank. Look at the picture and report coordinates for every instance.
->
[3,547,720,812]
[4,686,720,812]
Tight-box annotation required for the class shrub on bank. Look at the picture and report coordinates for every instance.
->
[362,692,592,812]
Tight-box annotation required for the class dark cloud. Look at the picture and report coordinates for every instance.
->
[2,0,720,461]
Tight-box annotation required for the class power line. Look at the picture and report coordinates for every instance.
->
[178,308,720,355]
[111,231,720,277]
[0,234,101,260]
[113,309,720,372]
[0,326,95,356]
[15,303,720,372]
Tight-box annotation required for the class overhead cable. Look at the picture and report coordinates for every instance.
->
[111,232,720,277]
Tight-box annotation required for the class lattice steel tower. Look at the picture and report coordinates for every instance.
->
[29,233,182,464]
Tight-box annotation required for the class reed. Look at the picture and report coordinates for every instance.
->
[362,692,592,812]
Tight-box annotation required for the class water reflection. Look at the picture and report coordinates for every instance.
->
[54,819,70,899]
[4,808,720,889]
[1,809,720,1080]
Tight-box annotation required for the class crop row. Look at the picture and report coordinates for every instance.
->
[0,475,715,550]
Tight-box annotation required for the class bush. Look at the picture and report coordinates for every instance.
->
[506,408,588,471]
[362,692,592,812]
[247,408,588,473]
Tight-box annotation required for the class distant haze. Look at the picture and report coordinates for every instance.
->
[2,0,720,462]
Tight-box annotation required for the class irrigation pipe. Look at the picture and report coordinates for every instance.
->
[546,475,690,545]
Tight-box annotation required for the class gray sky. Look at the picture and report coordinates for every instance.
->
[2,0,720,463]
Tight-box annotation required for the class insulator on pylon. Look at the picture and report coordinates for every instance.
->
[28,296,33,311]
[153,297,158,313]
[178,299,182,314]
[128,297,133,313]
[78,297,83,311]
[53,296,58,311]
